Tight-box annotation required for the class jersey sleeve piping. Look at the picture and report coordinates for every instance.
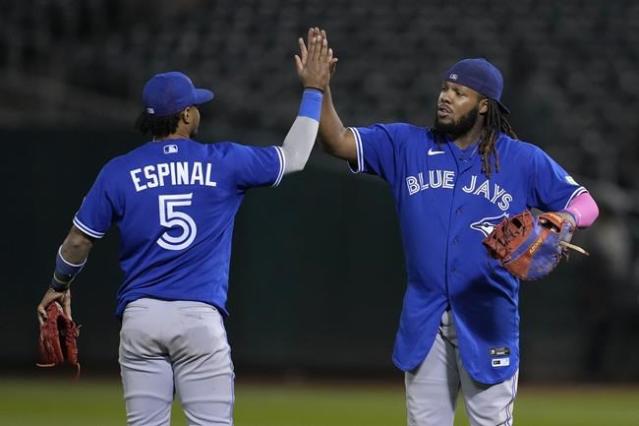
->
[272,146,285,187]
[347,127,364,174]
[73,216,106,239]
[563,186,588,209]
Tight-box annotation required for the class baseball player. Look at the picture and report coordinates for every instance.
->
[36,29,334,425]
[304,29,600,425]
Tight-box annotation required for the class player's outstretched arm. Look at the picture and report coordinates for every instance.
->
[299,29,356,163]
[278,27,334,175]
[319,85,356,163]
[37,225,94,325]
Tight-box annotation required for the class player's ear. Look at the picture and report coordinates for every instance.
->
[478,98,489,115]
[181,107,192,124]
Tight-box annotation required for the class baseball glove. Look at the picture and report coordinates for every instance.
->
[36,302,80,376]
[483,210,587,280]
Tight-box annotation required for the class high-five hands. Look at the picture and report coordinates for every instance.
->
[295,27,338,91]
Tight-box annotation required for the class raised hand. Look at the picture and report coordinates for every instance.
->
[295,27,338,91]
[321,29,338,76]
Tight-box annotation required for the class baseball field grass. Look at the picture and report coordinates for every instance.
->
[1,378,638,425]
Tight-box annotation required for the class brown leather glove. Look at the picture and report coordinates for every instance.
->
[483,210,586,280]
[36,302,80,376]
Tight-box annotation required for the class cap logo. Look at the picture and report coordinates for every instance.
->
[146,107,155,114]
[449,73,458,81]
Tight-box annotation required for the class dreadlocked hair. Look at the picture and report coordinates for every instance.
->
[134,111,181,138]
[478,99,518,178]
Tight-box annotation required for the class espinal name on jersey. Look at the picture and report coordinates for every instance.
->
[130,162,216,192]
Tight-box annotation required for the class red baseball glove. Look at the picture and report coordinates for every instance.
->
[483,210,587,280]
[36,302,80,376]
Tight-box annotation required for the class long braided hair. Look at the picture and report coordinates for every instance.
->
[478,99,518,178]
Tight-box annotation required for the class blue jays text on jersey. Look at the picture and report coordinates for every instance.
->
[406,171,514,211]
[72,138,284,317]
[349,123,587,384]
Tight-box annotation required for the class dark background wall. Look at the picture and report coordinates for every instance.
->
[3,128,638,382]
[2,0,639,382]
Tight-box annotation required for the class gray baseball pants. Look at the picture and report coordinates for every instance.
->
[405,310,518,426]
[119,298,234,426]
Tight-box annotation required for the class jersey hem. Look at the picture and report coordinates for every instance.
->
[116,294,229,318]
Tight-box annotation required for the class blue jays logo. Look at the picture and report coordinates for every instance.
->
[470,213,509,237]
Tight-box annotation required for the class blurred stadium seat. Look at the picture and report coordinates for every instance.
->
[1,0,636,182]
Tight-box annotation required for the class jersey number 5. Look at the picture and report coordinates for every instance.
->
[157,193,198,251]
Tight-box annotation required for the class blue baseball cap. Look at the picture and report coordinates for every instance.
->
[443,58,509,113]
[142,71,214,116]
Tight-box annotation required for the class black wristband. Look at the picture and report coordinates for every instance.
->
[303,86,324,93]
[50,273,71,292]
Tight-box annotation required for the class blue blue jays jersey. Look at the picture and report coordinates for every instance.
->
[350,123,587,384]
[73,138,284,317]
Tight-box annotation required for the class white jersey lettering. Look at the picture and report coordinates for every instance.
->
[130,168,146,192]
[176,162,189,185]
[130,162,217,192]
[442,171,455,189]
[406,176,420,195]
[157,163,170,186]
[418,172,429,190]
[205,163,217,187]
[429,170,443,188]
[144,165,159,188]
[405,170,513,211]
[473,180,490,199]
[462,175,477,193]
[191,162,204,186]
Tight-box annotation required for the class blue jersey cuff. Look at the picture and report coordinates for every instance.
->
[347,127,364,174]
[73,216,105,239]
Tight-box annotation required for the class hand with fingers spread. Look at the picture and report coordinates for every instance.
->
[295,27,337,92]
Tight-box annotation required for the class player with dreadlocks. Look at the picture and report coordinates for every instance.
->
[306,30,600,426]
[432,82,518,179]
[477,98,518,177]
